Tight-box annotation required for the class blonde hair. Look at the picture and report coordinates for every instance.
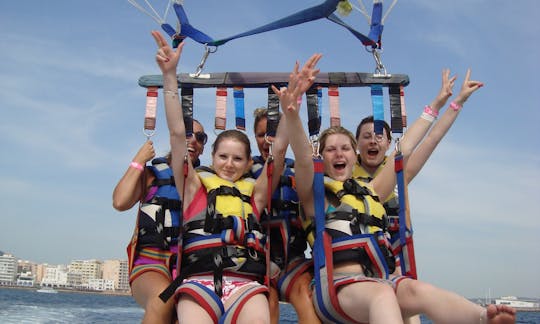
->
[318,126,357,154]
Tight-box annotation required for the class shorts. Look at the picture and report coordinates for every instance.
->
[129,245,178,284]
[182,275,263,305]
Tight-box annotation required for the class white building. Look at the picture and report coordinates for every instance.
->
[102,259,130,291]
[41,264,69,288]
[495,296,540,309]
[0,254,17,285]
[68,260,102,285]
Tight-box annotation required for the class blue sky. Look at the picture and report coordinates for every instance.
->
[1,1,538,299]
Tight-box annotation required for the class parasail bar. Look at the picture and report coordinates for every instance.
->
[138,72,409,89]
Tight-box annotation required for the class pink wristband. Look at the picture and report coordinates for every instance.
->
[130,161,144,171]
[423,105,439,118]
[449,101,462,111]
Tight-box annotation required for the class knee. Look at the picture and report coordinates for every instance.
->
[400,280,435,300]
[289,273,313,302]
[372,284,397,304]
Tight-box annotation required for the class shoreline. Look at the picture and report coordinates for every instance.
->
[0,285,131,297]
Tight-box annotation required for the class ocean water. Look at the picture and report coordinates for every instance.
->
[1,287,538,323]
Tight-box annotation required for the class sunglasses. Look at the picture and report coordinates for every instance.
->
[193,131,208,145]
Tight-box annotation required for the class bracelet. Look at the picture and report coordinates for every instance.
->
[449,101,462,111]
[130,161,144,171]
[423,105,439,118]
[420,112,436,123]
[163,89,178,97]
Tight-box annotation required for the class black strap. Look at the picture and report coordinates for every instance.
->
[181,87,194,137]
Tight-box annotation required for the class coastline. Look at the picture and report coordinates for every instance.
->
[0,285,131,297]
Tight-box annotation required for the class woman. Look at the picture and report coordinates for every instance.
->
[151,30,320,323]
[112,119,207,324]
[250,108,320,324]
[275,56,516,323]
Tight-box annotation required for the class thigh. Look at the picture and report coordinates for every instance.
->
[177,294,214,324]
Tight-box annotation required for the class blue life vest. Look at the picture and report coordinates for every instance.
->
[138,157,182,249]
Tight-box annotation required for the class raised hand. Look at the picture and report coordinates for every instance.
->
[432,68,457,110]
[133,140,156,165]
[453,69,484,106]
[151,30,184,75]
[272,53,322,115]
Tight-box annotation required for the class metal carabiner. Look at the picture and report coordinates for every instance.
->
[193,44,217,77]
[310,135,321,158]
[372,49,388,77]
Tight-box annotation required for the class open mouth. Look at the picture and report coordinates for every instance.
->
[333,162,346,171]
[367,148,379,158]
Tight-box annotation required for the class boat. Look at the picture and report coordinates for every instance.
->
[495,296,540,312]
[36,287,58,294]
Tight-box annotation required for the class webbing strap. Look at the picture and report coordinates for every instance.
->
[181,87,194,137]
[400,85,408,127]
[370,84,384,135]
[394,152,407,246]
[144,87,158,138]
[266,86,280,137]
[306,88,321,137]
[215,87,227,130]
[233,87,245,130]
[328,85,340,127]
[388,85,403,134]
[166,0,379,48]
[313,159,326,268]
[265,157,274,288]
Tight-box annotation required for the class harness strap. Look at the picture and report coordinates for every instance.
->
[400,85,408,127]
[144,86,158,138]
[265,157,274,287]
[266,86,280,137]
[370,84,384,135]
[327,210,386,232]
[215,87,227,130]
[307,88,322,137]
[389,85,403,134]
[395,151,417,279]
[233,87,245,130]
[181,87,194,137]
[328,85,340,127]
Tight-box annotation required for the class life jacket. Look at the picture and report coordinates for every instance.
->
[306,177,395,277]
[353,159,400,233]
[179,167,267,297]
[137,157,182,250]
[250,156,305,271]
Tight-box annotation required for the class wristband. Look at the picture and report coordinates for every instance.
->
[449,101,462,111]
[423,105,439,118]
[420,112,436,123]
[130,161,144,171]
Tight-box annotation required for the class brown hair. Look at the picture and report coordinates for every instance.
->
[355,116,392,141]
[318,126,357,154]
[212,129,251,158]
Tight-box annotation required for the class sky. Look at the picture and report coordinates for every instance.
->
[0,0,538,299]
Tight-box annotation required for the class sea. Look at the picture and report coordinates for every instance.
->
[1,287,539,323]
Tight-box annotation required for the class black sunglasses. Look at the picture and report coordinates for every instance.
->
[194,131,208,145]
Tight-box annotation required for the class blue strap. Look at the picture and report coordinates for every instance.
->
[313,159,326,269]
[371,84,384,135]
[395,152,407,245]
[367,1,383,47]
[233,87,245,130]
[167,0,380,48]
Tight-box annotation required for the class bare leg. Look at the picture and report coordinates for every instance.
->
[131,271,176,324]
[268,286,280,324]
[339,281,403,324]
[177,295,214,324]
[396,279,516,324]
[288,272,321,324]
[226,288,270,324]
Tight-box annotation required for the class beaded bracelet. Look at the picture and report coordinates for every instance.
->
[420,112,436,123]
[130,161,144,171]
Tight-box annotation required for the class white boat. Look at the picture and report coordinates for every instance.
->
[36,287,58,294]
[495,296,540,311]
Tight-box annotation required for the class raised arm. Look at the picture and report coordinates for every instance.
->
[272,54,322,216]
[371,69,456,201]
[405,69,483,182]
[151,31,200,201]
[112,140,156,211]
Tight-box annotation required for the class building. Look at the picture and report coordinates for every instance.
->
[102,259,130,291]
[41,264,69,288]
[0,254,17,285]
[68,259,102,286]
